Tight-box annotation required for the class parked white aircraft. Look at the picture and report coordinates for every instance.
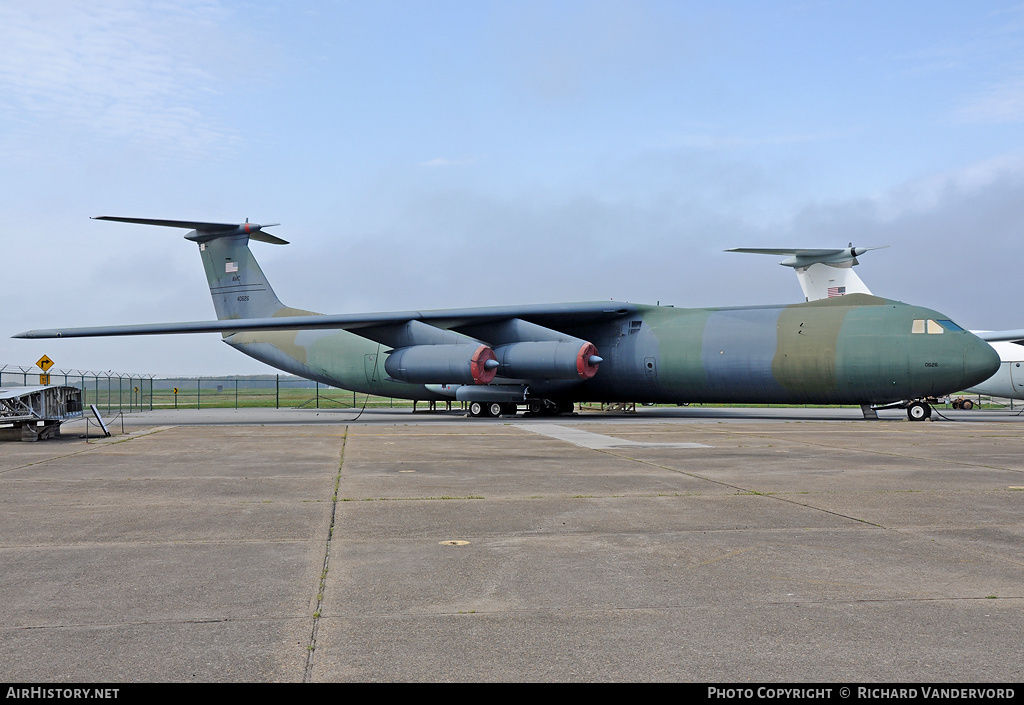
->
[965,336,1024,399]
[729,246,1024,401]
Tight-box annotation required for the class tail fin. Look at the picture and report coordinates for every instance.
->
[726,246,885,301]
[196,233,287,320]
[93,216,289,320]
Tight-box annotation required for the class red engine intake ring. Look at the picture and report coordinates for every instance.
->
[470,345,498,384]
[576,342,600,380]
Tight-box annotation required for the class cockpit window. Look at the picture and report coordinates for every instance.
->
[913,318,960,334]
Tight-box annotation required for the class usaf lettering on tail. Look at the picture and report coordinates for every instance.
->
[14,217,999,419]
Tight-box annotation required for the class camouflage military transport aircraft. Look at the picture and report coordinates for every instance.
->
[15,218,999,420]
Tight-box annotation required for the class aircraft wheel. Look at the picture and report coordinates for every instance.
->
[500,403,518,416]
[487,402,503,417]
[469,402,486,418]
[907,402,931,421]
[556,400,574,415]
[962,399,974,410]
[527,400,545,415]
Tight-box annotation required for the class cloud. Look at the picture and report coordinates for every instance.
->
[0,0,251,161]
[955,76,1024,124]
[875,153,1024,220]
[780,156,1024,329]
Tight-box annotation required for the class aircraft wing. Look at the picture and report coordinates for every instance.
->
[13,302,636,339]
[974,329,1024,344]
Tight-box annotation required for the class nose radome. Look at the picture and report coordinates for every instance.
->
[963,336,1000,388]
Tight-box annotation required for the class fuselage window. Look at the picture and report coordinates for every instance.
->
[912,319,926,334]
[927,319,944,334]
[936,319,964,332]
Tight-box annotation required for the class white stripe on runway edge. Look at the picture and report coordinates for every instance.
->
[514,423,711,450]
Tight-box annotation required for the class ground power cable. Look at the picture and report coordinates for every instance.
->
[341,343,381,422]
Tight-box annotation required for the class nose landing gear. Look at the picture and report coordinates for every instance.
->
[906,401,932,421]
[865,398,938,421]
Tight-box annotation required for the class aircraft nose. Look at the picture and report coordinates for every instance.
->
[963,335,1000,388]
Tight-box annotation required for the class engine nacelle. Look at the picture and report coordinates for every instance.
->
[493,341,601,380]
[385,344,498,384]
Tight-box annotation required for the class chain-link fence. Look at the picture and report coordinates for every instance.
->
[149,376,411,410]
[1,365,417,414]
[1,365,154,414]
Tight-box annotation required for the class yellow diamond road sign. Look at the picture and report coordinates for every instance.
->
[36,355,54,372]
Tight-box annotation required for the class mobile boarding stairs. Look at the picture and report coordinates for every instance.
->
[0,385,84,441]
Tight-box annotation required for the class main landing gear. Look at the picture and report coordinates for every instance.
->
[467,401,518,418]
[466,399,575,418]
[527,399,574,416]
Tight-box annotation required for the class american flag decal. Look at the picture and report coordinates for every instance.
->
[827,286,846,297]
[225,262,238,273]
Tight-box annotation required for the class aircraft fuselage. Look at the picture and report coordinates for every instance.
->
[223,294,998,406]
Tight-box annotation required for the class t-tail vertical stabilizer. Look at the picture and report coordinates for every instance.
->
[726,246,884,301]
[92,216,290,321]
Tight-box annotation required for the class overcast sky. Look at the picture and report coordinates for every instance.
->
[3,0,1024,376]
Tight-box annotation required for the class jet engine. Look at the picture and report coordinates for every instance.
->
[492,340,602,380]
[384,344,499,384]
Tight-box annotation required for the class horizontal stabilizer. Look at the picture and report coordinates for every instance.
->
[92,216,288,245]
[727,246,885,301]
[726,246,886,268]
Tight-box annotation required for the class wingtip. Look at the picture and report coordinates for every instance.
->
[12,329,62,339]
